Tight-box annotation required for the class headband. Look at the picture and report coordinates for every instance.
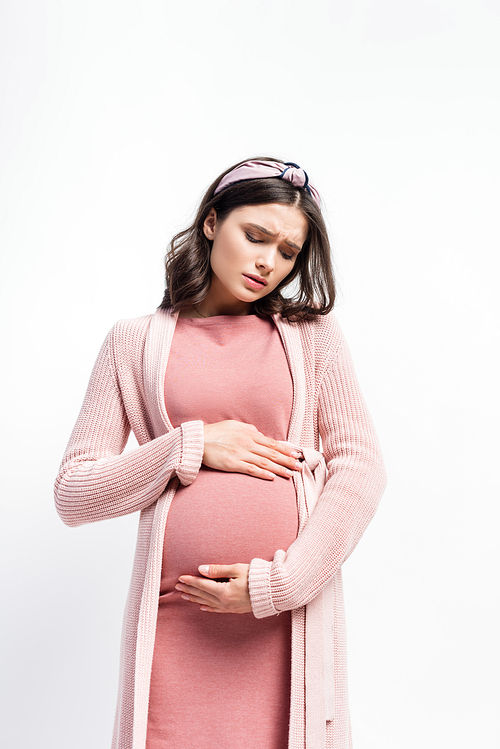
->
[214,160,321,209]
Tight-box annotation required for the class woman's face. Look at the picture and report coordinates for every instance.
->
[202,203,309,315]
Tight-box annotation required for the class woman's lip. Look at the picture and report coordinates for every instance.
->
[243,273,268,288]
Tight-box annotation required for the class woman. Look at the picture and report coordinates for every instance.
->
[55,158,387,749]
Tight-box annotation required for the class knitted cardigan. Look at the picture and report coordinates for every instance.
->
[54,308,387,749]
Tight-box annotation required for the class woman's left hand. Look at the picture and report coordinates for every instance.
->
[176,564,252,614]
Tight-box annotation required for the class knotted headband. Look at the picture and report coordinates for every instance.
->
[214,160,321,209]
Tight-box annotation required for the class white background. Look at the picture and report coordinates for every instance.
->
[1,1,499,747]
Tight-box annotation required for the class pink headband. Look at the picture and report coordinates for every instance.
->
[214,160,321,209]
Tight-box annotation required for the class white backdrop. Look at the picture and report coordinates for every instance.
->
[1,1,499,747]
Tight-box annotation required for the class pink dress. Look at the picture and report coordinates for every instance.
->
[146,315,299,749]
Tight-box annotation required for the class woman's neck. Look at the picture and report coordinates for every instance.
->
[179,303,254,319]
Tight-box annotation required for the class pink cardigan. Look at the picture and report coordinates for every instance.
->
[54,308,386,749]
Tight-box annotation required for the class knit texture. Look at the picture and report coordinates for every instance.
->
[54,309,387,749]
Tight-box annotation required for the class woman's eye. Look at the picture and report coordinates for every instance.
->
[245,232,294,260]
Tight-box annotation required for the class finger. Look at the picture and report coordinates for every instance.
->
[276,440,303,459]
[214,457,276,481]
[177,572,234,597]
[178,566,238,590]
[178,565,244,596]
[238,452,303,480]
[198,564,240,579]
[260,451,303,474]
[213,454,301,481]
[251,434,302,460]
[216,444,302,479]
[240,463,276,481]
[240,439,304,473]
[176,576,221,594]
[176,580,241,612]
[178,584,250,614]
[175,581,223,605]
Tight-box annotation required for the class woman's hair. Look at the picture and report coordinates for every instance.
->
[159,156,335,321]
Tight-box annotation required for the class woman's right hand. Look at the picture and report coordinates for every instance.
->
[202,420,303,481]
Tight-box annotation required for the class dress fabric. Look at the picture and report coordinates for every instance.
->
[146,315,299,749]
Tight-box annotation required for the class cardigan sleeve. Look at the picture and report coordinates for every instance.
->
[54,327,204,527]
[248,334,387,617]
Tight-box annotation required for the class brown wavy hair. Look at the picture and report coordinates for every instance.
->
[159,156,335,321]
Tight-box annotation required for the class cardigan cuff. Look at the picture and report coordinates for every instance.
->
[176,420,205,486]
[248,558,278,618]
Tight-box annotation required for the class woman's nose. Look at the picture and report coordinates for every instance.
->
[256,247,275,271]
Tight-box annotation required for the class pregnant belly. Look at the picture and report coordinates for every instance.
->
[160,467,299,595]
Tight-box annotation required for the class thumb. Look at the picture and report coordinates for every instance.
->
[198,564,239,579]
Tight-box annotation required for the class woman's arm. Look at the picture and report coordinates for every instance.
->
[248,334,387,617]
[55,326,302,528]
[54,328,205,527]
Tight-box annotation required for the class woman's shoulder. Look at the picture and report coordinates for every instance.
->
[106,308,175,359]
[282,311,345,359]
[108,313,153,348]
[274,312,347,385]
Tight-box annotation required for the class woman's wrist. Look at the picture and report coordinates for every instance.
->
[248,558,278,618]
[177,420,205,485]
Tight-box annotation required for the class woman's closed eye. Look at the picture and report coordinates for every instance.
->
[245,232,261,244]
[245,233,294,261]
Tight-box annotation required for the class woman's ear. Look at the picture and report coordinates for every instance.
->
[203,208,217,240]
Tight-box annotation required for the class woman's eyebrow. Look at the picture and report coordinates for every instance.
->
[247,223,302,252]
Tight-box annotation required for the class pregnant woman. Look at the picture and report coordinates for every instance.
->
[54,157,387,749]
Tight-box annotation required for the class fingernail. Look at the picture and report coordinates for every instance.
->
[199,565,210,575]
[181,594,189,600]
[285,469,293,477]
[291,450,301,458]
[175,585,182,591]
[295,460,303,470]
